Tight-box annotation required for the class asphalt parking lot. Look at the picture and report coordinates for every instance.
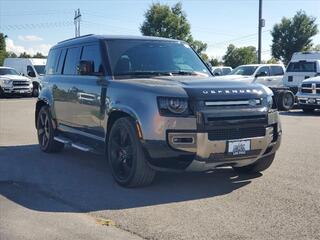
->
[0,98,319,240]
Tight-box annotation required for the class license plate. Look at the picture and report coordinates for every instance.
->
[228,140,251,155]
[19,90,26,93]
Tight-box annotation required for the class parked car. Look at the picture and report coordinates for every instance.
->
[0,67,33,97]
[296,76,320,113]
[36,34,281,187]
[283,51,320,94]
[4,58,47,97]
[211,66,232,76]
[216,64,295,111]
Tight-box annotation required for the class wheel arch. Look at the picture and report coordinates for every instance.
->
[35,100,48,128]
[106,109,143,142]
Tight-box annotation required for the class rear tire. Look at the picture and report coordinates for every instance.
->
[108,117,156,187]
[302,108,315,113]
[233,153,275,174]
[37,106,64,153]
[277,90,294,111]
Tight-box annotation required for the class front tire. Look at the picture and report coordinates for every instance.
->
[277,90,294,111]
[108,117,156,187]
[233,153,275,174]
[37,106,64,153]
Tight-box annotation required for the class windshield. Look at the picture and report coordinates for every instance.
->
[286,61,316,72]
[106,40,210,78]
[229,66,258,76]
[34,65,45,75]
[0,68,19,76]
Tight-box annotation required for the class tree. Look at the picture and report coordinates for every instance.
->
[140,2,207,56]
[209,58,222,66]
[271,11,318,64]
[223,44,257,68]
[0,33,7,66]
[6,52,17,58]
[19,52,31,58]
[33,52,46,58]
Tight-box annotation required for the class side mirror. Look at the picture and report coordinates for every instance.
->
[214,72,220,76]
[256,71,267,77]
[27,71,36,78]
[78,60,94,75]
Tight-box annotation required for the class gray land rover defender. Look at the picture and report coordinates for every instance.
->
[35,35,282,187]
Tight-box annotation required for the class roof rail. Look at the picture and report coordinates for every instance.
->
[58,34,94,44]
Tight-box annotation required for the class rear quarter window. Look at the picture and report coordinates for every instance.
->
[270,66,284,76]
[46,49,60,75]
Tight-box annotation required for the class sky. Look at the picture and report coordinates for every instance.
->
[0,0,319,60]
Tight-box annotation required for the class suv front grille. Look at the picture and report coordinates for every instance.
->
[301,89,312,93]
[13,81,29,86]
[208,127,266,141]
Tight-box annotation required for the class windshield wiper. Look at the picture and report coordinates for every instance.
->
[116,71,173,77]
[170,70,208,76]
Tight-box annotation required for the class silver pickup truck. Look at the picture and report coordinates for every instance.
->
[297,76,320,113]
[36,35,282,187]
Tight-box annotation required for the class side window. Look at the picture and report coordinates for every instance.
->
[46,49,59,75]
[270,66,284,76]
[63,47,81,75]
[256,66,270,77]
[81,45,103,74]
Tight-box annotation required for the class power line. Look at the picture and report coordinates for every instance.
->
[0,21,74,31]
[207,29,270,47]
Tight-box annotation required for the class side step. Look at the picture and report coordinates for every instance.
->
[54,136,92,152]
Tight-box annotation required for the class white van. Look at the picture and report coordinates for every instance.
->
[283,51,320,94]
[3,58,47,96]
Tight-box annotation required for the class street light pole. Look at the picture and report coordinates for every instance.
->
[258,0,264,63]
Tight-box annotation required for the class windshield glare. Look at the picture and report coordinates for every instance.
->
[34,65,45,75]
[229,66,258,76]
[106,40,210,78]
[0,68,19,76]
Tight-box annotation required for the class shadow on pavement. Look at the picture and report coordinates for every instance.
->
[0,144,261,213]
[280,110,320,117]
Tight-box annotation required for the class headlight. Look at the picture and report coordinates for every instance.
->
[3,79,12,85]
[157,97,190,116]
[266,95,274,110]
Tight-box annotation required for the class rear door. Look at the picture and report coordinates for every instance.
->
[254,66,271,86]
[52,43,105,140]
[268,66,285,87]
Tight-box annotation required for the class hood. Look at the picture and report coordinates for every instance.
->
[0,75,30,81]
[117,76,269,100]
[302,76,320,84]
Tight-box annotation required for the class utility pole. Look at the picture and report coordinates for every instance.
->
[258,0,264,63]
[74,8,81,37]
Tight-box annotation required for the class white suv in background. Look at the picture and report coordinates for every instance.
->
[211,66,232,76]
[283,52,320,94]
[216,64,295,110]
[0,67,33,97]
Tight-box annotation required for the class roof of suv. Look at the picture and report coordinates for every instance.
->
[239,64,284,67]
[54,34,182,49]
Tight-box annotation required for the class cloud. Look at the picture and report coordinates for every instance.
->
[18,35,43,41]
[6,38,51,56]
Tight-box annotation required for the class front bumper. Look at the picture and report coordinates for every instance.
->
[297,93,320,108]
[143,111,281,171]
[1,85,33,95]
